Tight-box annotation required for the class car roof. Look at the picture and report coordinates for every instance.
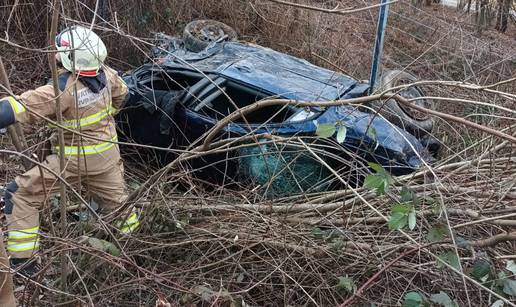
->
[153,35,360,101]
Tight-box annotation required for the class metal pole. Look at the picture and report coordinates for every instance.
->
[368,0,391,95]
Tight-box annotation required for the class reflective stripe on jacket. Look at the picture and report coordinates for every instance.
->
[0,66,128,156]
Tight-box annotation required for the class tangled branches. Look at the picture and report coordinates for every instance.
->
[0,0,515,306]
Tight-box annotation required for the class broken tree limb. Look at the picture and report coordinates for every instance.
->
[201,94,385,150]
[201,90,516,151]
[0,57,32,170]
[393,94,516,144]
[470,232,516,248]
[264,0,398,15]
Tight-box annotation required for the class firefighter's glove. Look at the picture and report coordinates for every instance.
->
[0,97,17,129]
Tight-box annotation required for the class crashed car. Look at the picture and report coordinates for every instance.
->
[116,20,438,196]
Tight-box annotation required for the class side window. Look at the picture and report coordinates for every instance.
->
[183,77,298,123]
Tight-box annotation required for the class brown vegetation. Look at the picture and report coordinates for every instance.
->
[0,0,515,306]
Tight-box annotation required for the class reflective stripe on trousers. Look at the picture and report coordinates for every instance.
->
[119,212,140,234]
[8,227,39,239]
[7,227,40,253]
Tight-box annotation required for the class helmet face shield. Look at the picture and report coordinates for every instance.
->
[55,27,73,48]
[55,32,67,48]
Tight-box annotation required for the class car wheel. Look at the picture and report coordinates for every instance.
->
[183,20,238,52]
[371,70,435,138]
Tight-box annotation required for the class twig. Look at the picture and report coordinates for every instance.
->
[338,245,423,306]
[48,0,68,292]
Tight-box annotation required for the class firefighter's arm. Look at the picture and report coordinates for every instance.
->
[0,84,65,128]
[108,68,128,110]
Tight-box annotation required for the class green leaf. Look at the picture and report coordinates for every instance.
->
[311,227,325,239]
[367,126,377,140]
[389,212,408,230]
[496,271,509,288]
[363,174,384,191]
[437,251,460,271]
[87,237,105,250]
[336,275,356,293]
[430,291,457,307]
[87,237,121,256]
[400,186,415,203]
[368,162,385,174]
[426,224,449,242]
[471,258,492,282]
[362,174,388,195]
[392,203,411,214]
[389,203,412,230]
[316,123,336,138]
[503,279,516,296]
[408,208,417,230]
[402,291,423,307]
[363,163,392,195]
[506,260,516,275]
[367,126,379,150]
[336,126,347,143]
[377,180,389,195]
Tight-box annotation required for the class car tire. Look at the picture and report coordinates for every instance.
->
[183,20,238,53]
[371,70,435,138]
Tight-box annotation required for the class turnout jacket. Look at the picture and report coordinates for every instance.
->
[0,67,128,156]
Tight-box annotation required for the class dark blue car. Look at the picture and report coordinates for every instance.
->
[117,20,437,196]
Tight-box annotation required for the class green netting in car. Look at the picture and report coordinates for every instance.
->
[238,139,330,197]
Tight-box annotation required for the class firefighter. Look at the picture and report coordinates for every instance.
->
[0,26,139,278]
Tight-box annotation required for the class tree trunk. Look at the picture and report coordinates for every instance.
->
[475,0,489,34]
[495,0,511,32]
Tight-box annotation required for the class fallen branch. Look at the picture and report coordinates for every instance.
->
[470,232,516,248]
[201,91,516,152]
[264,0,397,15]
[394,94,516,144]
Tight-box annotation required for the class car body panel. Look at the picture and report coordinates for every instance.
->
[117,33,434,194]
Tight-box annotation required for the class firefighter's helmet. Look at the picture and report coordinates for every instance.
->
[55,26,107,76]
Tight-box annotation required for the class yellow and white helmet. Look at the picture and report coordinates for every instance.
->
[55,26,107,76]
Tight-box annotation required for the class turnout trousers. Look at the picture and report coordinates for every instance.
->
[4,146,130,259]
